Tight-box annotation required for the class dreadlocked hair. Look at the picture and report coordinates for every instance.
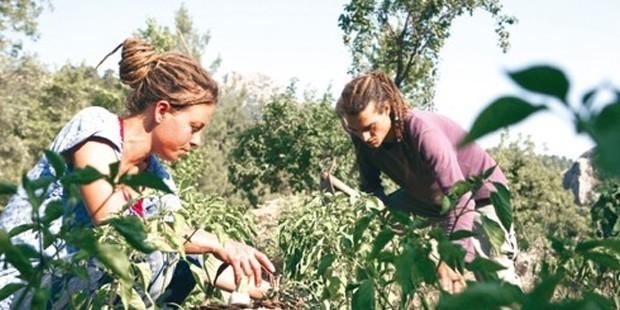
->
[97,38,219,114]
[336,70,408,142]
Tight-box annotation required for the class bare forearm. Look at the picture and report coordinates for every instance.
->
[182,228,222,254]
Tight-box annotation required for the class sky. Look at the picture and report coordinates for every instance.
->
[22,0,620,160]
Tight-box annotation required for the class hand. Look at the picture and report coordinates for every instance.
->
[437,261,467,294]
[213,240,276,287]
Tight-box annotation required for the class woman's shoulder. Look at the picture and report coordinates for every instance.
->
[49,106,122,154]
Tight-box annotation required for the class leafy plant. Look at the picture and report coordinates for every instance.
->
[229,85,356,206]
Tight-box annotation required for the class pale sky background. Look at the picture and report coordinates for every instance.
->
[22,0,620,160]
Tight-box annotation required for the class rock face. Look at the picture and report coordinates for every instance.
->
[563,149,600,206]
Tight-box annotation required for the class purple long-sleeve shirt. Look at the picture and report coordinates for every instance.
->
[354,110,508,261]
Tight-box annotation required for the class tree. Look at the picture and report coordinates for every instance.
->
[135,3,221,73]
[338,0,515,108]
[488,133,590,246]
[228,84,357,206]
[0,0,50,55]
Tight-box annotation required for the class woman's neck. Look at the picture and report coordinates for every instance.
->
[120,115,152,171]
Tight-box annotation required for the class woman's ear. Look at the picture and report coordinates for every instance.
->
[382,101,391,115]
[153,100,172,123]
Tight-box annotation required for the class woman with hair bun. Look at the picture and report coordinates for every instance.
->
[0,38,274,308]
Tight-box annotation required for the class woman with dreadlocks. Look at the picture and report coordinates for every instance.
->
[336,70,521,294]
[0,38,274,308]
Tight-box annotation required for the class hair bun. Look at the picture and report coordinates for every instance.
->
[118,38,158,89]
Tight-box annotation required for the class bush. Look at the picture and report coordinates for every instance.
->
[228,85,356,206]
[488,133,591,246]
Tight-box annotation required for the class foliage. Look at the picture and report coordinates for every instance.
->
[0,153,173,309]
[0,0,50,56]
[488,133,591,246]
[339,0,516,107]
[0,151,257,309]
[0,56,125,189]
[461,65,620,178]
[228,85,356,206]
[135,3,221,73]
[591,179,620,239]
[278,172,620,308]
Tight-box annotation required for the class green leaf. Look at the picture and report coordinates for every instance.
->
[438,240,466,271]
[437,281,523,310]
[369,228,395,258]
[581,88,597,108]
[575,239,620,254]
[411,245,437,284]
[44,150,66,177]
[95,243,133,283]
[449,230,477,241]
[582,251,620,270]
[0,181,17,196]
[481,216,506,255]
[119,280,146,310]
[508,65,570,104]
[490,182,512,232]
[31,287,51,310]
[388,209,413,227]
[317,254,335,275]
[14,244,39,259]
[481,165,497,180]
[467,257,505,281]
[8,224,34,237]
[42,200,64,225]
[352,214,373,248]
[527,271,564,303]
[394,244,415,293]
[460,96,546,146]
[119,172,173,194]
[108,162,120,184]
[0,283,25,302]
[352,279,375,310]
[106,217,157,254]
[134,262,153,290]
[4,244,34,280]
[591,101,620,176]
[61,166,105,185]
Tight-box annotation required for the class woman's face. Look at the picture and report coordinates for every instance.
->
[343,100,392,148]
[151,101,215,161]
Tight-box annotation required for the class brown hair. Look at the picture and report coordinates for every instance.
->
[336,71,408,142]
[97,38,218,114]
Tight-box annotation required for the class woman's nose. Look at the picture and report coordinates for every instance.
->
[190,133,202,148]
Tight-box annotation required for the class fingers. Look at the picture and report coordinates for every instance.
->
[249,257,263,287]
[230,258,242,285]
[453,277,466,294]
[439,275,453,293]
[254,249,276,273]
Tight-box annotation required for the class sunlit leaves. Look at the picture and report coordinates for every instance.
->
[481,216,506,255]
[105,217,157,254]
[490,182,512,232]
